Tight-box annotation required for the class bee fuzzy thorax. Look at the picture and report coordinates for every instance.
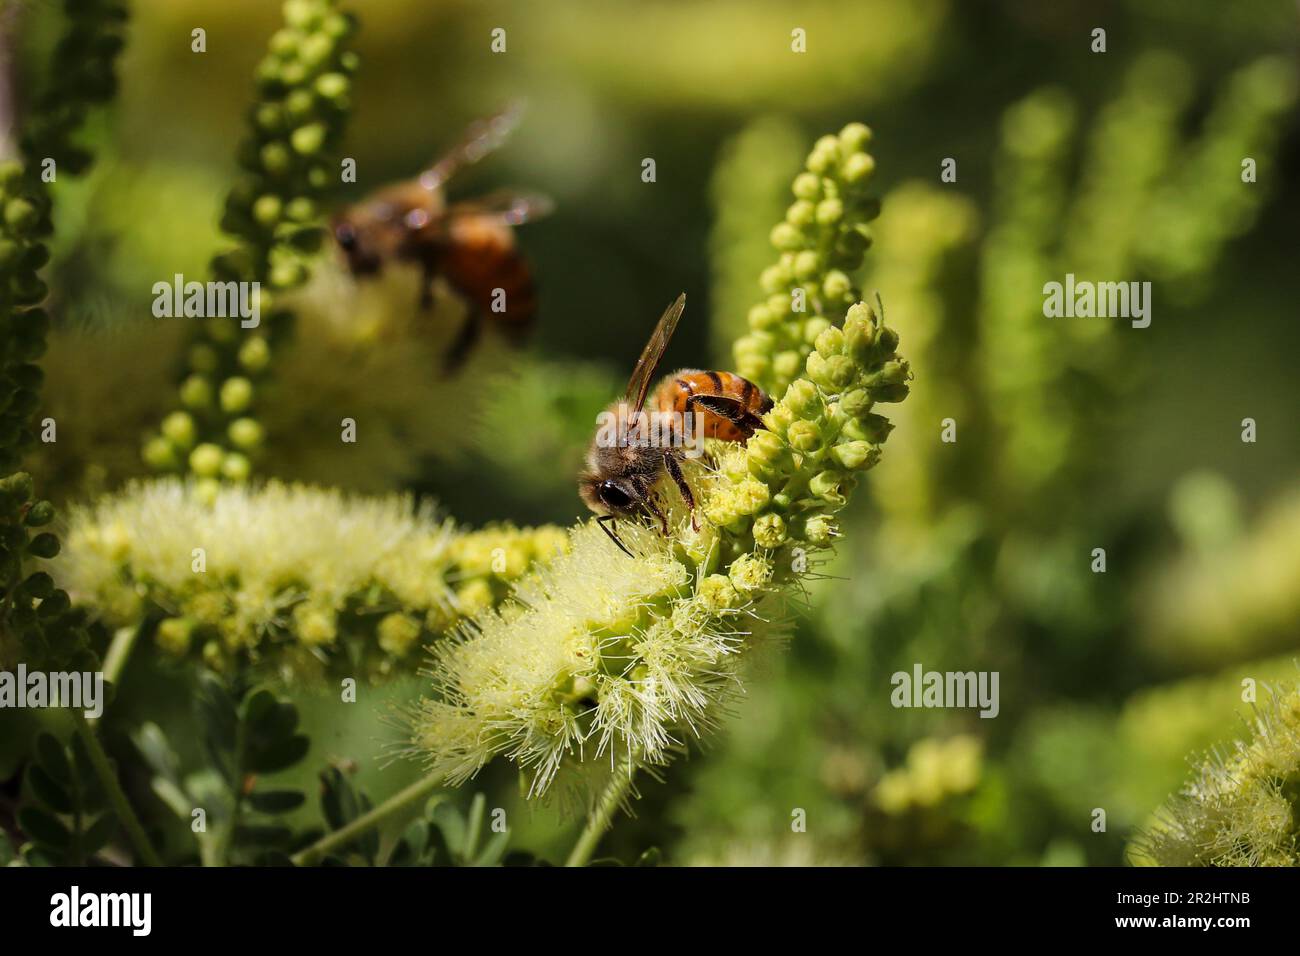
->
[592,401,707,458]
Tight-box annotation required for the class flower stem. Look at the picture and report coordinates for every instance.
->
[290,771,443,867]
[91,625,140,729]
[73,714,163,867]
[564,760,636,867]
[101,625,139,686]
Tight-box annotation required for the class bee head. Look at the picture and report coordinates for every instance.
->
[578,471,639,517]
[332,217,381,275]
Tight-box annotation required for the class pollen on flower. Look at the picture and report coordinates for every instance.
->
[55,478,565,678]
[293,603,337,647]
[752,513,788,549]
[410,518,784,796]
[728,553,773,593]
[1133,681,1300,866]
[698,574,740,613]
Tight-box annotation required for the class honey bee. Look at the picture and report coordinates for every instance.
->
[330,103,553,367]
[579,293,773,554]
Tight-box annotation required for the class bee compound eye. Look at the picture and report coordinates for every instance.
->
[334,222,357,249]
[599,481,632,511]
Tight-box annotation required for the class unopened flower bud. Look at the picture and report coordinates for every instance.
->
[792,172,822,201]
[773,350,804,384]
[786,200,816,228]
[770,222,802,250]
[814,326,845,359]
[815,197,843,226]
[841,152,876,184]
[809,470,846,505]
[161,411,197,450]
[189,443,224,478]
[831,440,879,471]
[220,376,254,413]
[786,419,822,453]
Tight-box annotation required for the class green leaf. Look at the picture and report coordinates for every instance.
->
[132,722,180,781]
[502,849,550,867]
[195,672,238,752]
[390,818,429,866]
[251,850,295,866]
[233,823,293,847]
[320,767,359,831]
[240,688,278,727]
[473,827,510,867]
[463,792,486,859]
[82,813,118,855]
[247,789,305,813]
[22,845,59,867]
[356,792,379,861]
[318,768,377,861]
[247,698,299,744]
[426,816,454,866]
[245,733,309,774]
[34,732,71,785]
[26,764,73,814]
[68,734,105,807]
[150,777,193,822]
[430,802,466,864]
[17,806,70,852]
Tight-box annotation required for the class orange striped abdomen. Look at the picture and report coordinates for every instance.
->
[441,215,537,336]
[655,369,773,443]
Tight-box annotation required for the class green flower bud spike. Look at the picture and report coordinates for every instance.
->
[734,123,882,398]
[146,0,358,481]
[0,0,128,673]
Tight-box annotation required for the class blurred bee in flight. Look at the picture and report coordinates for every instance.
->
[331,103,552,368]
[579,293,773,555]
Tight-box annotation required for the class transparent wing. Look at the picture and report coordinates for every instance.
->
[444,189,555,227]
[419,101,526,192]
[625,293,686,414]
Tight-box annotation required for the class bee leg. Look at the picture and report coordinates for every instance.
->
[688,393,765,439]
[442,308,483,373]
[597,514,634,558]
[415,251,441,310]
[663,454,698,532]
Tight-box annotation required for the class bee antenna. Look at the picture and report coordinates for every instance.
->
[597,514,634,558]
[873,290,886,321]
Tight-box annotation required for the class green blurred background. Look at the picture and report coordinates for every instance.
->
[12,0,1300,864]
